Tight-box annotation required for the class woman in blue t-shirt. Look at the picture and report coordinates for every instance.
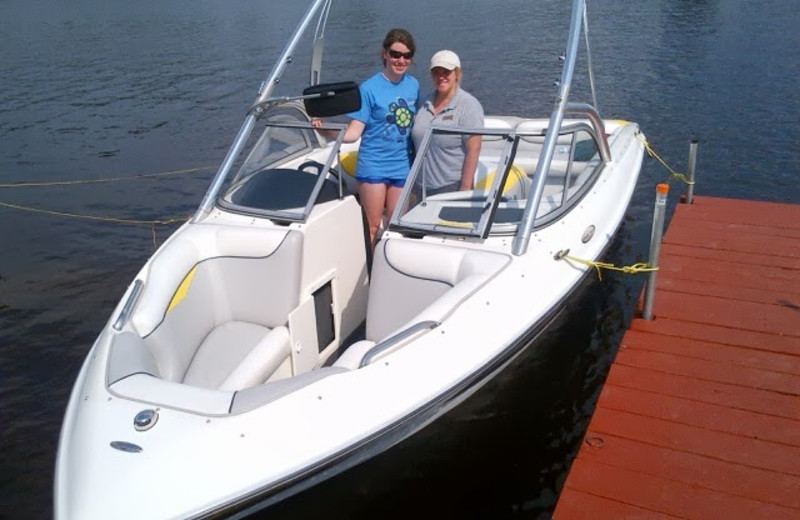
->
[314,28,419,249]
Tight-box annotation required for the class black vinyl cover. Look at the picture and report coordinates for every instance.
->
[303,81,361,117]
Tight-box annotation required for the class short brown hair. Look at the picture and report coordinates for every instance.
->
[382,28,416,66]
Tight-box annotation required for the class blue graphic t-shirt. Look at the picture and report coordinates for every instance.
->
[349,72,419,182]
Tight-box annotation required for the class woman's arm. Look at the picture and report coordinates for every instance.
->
[312,118,366,144]
[459,135,482,190]
[342,119,366,143]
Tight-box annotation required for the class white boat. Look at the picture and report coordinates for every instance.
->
[55,0,645,518]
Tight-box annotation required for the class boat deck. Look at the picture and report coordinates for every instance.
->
[553,196,800,519]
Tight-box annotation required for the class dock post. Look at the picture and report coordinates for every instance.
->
[642,183,669,320]
[685,139,698,204]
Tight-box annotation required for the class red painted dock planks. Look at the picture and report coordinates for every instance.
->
[554,196,800,519]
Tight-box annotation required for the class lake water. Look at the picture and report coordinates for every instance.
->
[1,0,798,518]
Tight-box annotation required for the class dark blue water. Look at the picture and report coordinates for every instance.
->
[1,0,798,518]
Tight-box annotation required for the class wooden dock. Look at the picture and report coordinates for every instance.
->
[553,196,800,519]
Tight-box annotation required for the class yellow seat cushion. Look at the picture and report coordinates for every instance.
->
[474,164,526,194]
[339,151,358,177]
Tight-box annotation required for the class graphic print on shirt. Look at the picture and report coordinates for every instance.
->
[385,98,413,135]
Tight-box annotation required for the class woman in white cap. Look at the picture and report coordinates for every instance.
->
[411,49,484,196]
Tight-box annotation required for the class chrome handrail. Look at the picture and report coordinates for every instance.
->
[112,279,143,331]
[359,321,439,368]
[565,102,610,162]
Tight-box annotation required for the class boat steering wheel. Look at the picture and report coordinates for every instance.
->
[298,160,339,182]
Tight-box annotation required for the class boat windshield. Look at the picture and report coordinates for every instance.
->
[391,119,605,238]
[218,103,346,223]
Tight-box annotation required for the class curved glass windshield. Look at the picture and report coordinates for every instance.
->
[218,103,347,222]
[391,119,604,238]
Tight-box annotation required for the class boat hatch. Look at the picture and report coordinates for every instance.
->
[217,103,350,223]
[390,120,606,238]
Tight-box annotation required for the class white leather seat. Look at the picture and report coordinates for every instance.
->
[473,164,529,199]
[130,225,303,392]
[334,240,510,369]
[332,339,375,370]
[183,323,291,391]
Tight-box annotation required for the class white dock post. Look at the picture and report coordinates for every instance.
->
[685,139,698,204]
[642,183,669,320]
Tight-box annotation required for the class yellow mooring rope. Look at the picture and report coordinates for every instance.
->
[549,133,685,282]
[0,201,183,225]
[0,165,213,247]
[0,201,187,248]
[557,251,658,281]
[636,134,695,187]
[0,165,214,188]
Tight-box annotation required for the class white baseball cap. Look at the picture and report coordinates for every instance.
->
[430,50,461,71]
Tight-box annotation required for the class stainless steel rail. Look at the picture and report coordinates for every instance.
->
[112,279,144,331]
[192,0,331,222]
[360,321,440,368]
[513,0,587,256]
[565,102,610,162]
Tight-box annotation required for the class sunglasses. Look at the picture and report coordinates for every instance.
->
[387,49,414,60]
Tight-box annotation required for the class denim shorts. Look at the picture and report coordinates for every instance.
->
[357,177,406,188]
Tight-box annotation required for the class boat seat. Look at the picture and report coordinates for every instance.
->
[182,322,290,391]
[106,330,343,415]
[482,117,516,142]
[336,150,360,195]
[334,239,510,369]
[339,150,358,176]
[127,225,303,392]
[473,163,529,200]
[230,366,349,413]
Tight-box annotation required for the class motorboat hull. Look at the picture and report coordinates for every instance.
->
[55,1,646,517]
[220,267,602,518]
[55,121,642,518]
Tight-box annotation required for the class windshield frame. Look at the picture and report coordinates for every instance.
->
[389,121,608,239]
[216,111,348,223]
[390,125,518,239]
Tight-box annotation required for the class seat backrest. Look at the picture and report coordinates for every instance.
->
[365,239,510,342]
[339,150,358,176]
[473,164,529,199]
[134,225,303,382]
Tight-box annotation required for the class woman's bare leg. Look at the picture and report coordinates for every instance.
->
[358,181,388,249]
[385,185,405,226]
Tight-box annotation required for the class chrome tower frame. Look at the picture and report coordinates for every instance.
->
[512,0,606,255]
[192,0,333,222]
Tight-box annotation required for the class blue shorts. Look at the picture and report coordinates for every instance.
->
[357,177,406,188]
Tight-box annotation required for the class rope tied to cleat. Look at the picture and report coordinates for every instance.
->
[554,249,658,281]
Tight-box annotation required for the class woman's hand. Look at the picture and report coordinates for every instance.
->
[311,118,365,144]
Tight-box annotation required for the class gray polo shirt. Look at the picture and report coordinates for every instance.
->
[411,87,484,189]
